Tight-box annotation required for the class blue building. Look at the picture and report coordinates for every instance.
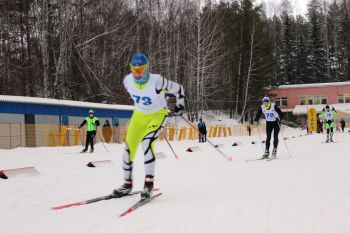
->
[0,95,134,148]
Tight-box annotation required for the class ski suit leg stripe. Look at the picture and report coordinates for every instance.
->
[122,111,148,180]
[142,113,168,177]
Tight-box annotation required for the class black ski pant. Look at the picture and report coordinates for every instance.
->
[326,128,334,136]
[265,121,280,150]
[85,130,96,150]
[199,131,207,142]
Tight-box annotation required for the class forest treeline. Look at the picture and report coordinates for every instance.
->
[1,0,349,118]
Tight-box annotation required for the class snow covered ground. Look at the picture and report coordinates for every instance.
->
[1,127,350,233]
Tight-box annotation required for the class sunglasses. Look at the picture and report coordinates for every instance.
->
[130,64,147,74]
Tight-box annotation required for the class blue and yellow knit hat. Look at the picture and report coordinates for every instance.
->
[130,53,150,85]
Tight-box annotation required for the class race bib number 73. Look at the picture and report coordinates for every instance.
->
[132,95,152,106]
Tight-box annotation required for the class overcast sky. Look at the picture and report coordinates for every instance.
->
[256,0,308,16]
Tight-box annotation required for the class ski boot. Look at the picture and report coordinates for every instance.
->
[113,180,132,197]
[262,149,269,159]
[326,135,329,143]
[90,148,94,153]
[330,137,334,142]
[141,176,154,200]
[81,148,88,153]
[271,148,277,159]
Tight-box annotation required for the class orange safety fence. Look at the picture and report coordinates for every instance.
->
[0,123,265,149]
[0,123,128,149]
[158,124,265,141]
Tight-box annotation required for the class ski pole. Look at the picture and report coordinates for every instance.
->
[279,122,292,157]
[180,115,232,162]
[163,134,179,160]
[162,117,179,160]
[78,127,85,149]
[97,131,109,153]
[255,123,265,154]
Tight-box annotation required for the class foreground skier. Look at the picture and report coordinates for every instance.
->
[113,53,185,199]
[254,97,283,159]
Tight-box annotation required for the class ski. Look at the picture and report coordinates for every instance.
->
[245,157,266,162]
[119,193,162,217]
[51,188,159,210]
[321,141,337,144]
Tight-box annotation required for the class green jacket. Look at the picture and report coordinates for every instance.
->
[80,117,100,131]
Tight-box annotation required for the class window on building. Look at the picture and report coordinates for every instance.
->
[300,96,327,105]
[275,97,288,106]
[308,97,313,105]
[345,95,350,103]
[338,94,350,103]
[314,96,320,105]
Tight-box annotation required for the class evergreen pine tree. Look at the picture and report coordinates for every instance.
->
[295,16,310,83]
[307,0,328,82]
[280,11,296,84]
[339,0,350,80]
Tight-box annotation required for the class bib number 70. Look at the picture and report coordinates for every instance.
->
[132,95,152,106]
[266,113,274,118]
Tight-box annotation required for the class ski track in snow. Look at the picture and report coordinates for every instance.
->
[1,128,350,233]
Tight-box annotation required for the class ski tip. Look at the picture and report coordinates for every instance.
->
[51,202,84,210]
[228,156,233,162]
[120,208,133,217]
[175,155,180,160]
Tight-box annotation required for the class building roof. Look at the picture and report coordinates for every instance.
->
[276,81,350,89]
[0,95,134,118]
[0,95,134,111]
[293,103,350,115]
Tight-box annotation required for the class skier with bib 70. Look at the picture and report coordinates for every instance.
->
[254,97,283,159]
[113,53,185,200]
[320,105,337,142]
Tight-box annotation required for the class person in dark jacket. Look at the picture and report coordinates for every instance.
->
[197,118,207,142]
[254,97,283,159]
[340,118,346,133]
[318,118,324,133]
[78,109,100,153]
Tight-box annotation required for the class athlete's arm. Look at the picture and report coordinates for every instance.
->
[254,106,262,122]
[156,77,185,108]
[274,104,283,120]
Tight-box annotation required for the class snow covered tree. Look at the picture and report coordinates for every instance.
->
[280,10,296,84]
[339,0,350,80]
[295,16,310,84]
[307,0,328,83]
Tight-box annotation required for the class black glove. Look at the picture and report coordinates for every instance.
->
[332,107,336,111]
[173,105,184,116]
[78,125,82,129]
